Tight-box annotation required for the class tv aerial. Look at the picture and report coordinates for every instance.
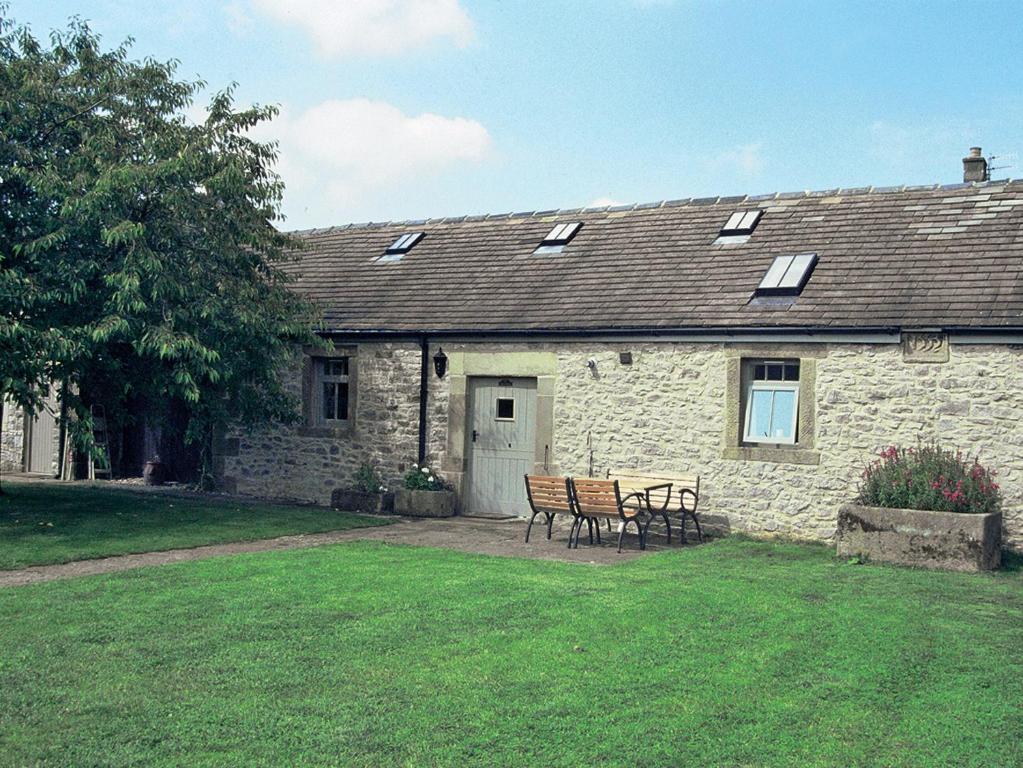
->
[986,152,1017,179]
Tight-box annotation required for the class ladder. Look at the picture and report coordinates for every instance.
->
[88,404,112,480]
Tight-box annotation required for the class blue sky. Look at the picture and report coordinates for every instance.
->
[14,0,1023,229]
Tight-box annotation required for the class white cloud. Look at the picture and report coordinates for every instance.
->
[716,142,765,177]
[246,0,474,57]
[223,1,255,35]
[251,98,491,223]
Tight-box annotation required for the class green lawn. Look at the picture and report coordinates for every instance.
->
[0,482,387,569]
[1,539,1020,767]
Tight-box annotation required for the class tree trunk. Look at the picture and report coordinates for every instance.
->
[198,423,215,492]
[0,394,6,495]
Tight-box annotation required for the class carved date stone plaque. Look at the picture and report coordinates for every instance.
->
[902,332,949,363]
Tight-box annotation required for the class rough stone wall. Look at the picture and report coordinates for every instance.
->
[1,399,24,472]
[223,339,1022,548]
[550,341,1022,549]
[221,342,450,503]
[816,344,1022,548]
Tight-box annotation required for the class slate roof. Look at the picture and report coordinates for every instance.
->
[286,179,1023,334]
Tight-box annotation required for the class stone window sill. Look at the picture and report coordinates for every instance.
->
[722,445,820,466]
[298,424,353,439]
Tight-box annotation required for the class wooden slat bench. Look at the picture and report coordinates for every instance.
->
[569,477,646,552]
[523,475,573,543]
[606,471,703,544]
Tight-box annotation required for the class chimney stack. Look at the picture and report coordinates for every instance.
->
[963,147,988,183]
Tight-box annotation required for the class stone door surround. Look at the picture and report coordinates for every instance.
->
[441,351,557,505]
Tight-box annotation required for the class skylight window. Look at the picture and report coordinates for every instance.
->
[376,232,424,263]
[386,232,424,254]
[756,253,818,296]
[533,222,582,254]
[541,222,581,246]
[721,210,763,236]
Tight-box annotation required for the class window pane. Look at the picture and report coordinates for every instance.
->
[323,382,336,420]
[545,223,566,242]
[766,363,784,381]
[748,389,774,439]
[753,364,766,380]
[496,398,515,420]
[326,358,348,376]
[770,390,797,441]
[779,253,816,289]
[337,382,349,420]
[783,363,800,381]
[738,210,761,231]
[759,255,793,289]
[723,211,745,231]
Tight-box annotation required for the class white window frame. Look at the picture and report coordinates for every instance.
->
[743,382,799,445]
[495,397,515,421]
[316,357,350,425]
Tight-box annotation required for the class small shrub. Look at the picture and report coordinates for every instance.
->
[403,463,448,492]
[352,463,386,494]
[856,443,1000,514]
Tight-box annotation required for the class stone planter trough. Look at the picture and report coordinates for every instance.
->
[331,489,393,515]
[394,488,457,518]
[836,504,1001,572]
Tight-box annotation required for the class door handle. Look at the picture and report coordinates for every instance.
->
[472,429,479,442]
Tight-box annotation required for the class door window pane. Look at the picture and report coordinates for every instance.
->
[496,398,515,420]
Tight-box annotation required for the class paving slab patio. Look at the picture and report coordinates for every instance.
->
[0,514,681,588]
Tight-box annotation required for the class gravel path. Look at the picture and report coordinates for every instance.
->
[0,516,660,588]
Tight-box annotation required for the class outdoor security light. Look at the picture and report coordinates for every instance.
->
[433,347,448,378]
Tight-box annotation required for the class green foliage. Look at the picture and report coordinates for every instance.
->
[857,443,1001,514]
[0,483,388,569]
[403,462,447,491]
[351,462,385,494]
[0,538,1021,765]
[0,9,324,484]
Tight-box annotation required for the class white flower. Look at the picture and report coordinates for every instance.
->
[411,463,419,469]
[378,485,386,492]
[421,467,430,474]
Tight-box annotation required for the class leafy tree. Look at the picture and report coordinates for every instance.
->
[0,9,322,489]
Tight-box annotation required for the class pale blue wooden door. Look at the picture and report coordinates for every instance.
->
[27,390,59,475]
[466,377,537,517]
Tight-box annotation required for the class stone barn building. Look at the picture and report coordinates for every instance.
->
[4,153,1021,549]
[214,161,1023,549]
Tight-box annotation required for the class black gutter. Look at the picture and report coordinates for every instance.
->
[418,336,429,465]
[318,324,1023,341]
[319,325,906,341]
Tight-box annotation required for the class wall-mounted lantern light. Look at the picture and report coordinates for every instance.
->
[433,347,448,378]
